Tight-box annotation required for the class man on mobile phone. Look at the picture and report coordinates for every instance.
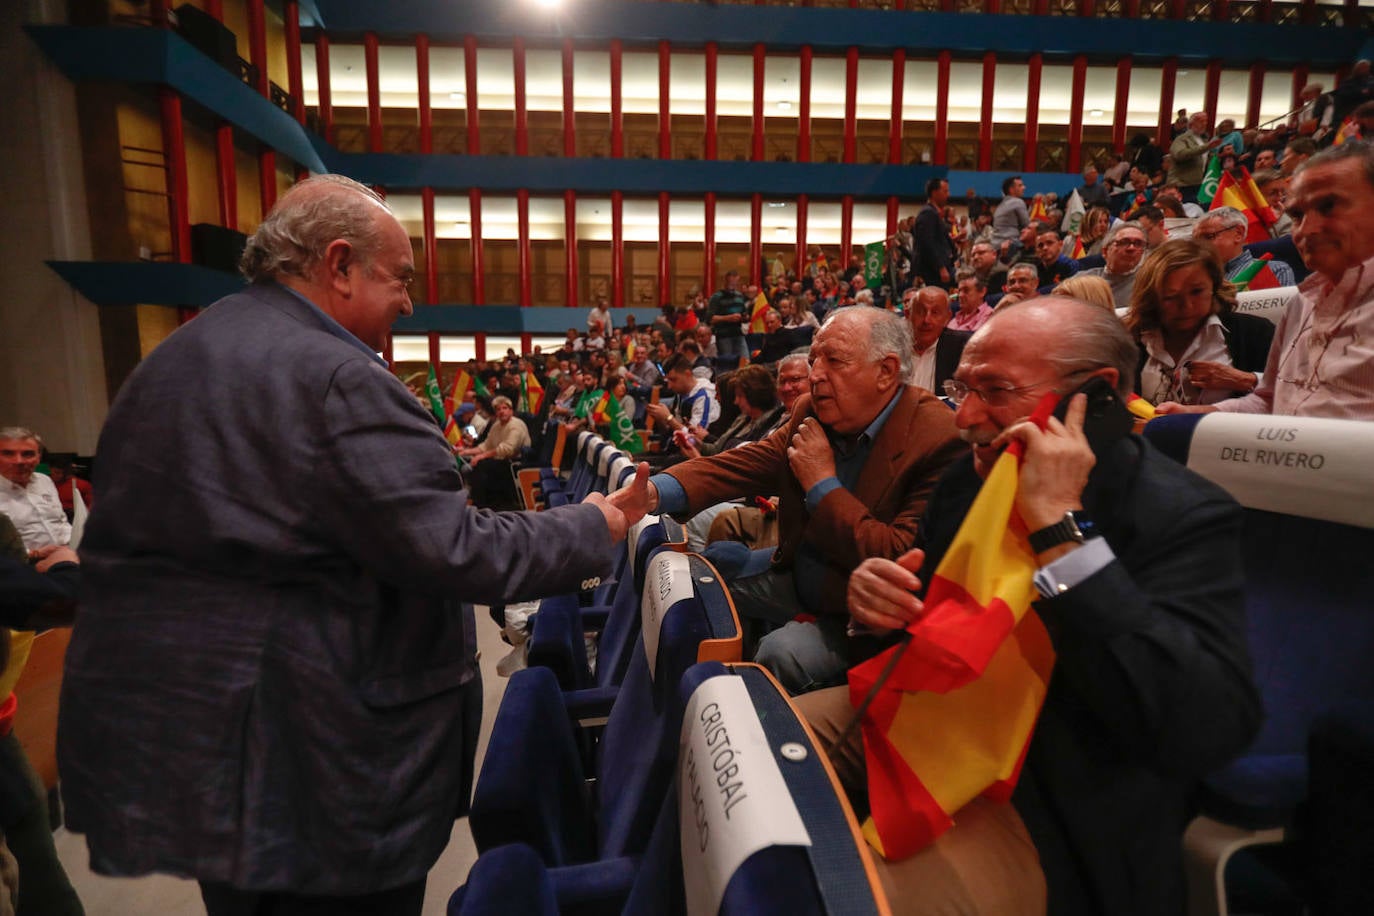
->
[797,298,1260,915]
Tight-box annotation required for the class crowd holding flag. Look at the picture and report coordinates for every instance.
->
[1208,165,1278,243]
[848,396,1059,860]
[604,396,644,454]
[520,370,545,414]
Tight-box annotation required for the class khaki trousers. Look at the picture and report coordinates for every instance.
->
[793,686,1047,916]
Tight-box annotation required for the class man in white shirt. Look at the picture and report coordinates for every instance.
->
[903,286,969,394]
[0,427,71,549]
[1160,143,1374,419]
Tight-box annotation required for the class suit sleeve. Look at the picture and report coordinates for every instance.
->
[1032,492,1261,779]
[310,358,615,606]
[1169,134,1209,165]
[664,422,792,513]
[0,559,79,628]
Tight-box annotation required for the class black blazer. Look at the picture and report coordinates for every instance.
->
[913,204,958,288]
[929,329,971,393]
[1133,311,1276,400]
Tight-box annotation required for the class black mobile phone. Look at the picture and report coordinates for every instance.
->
[1053,376,1134,456]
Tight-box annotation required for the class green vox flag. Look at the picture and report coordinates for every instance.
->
[425,364,446,426]
[574,388,604,419]
[864,241,886,289]
[605,395,644,454]
[1197,155,1223,208]
[473,374,491,399]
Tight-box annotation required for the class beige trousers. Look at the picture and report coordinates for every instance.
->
[793,686,1048,916]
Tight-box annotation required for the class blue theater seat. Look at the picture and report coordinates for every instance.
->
[468,552,742,875]
[1143,413,1374,916]
[454,662,886,915]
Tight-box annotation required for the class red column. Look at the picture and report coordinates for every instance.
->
[160,91,190,263]
[749,193,763,287]
[886,196,899,240]
[1344,0,1360,28]
[465,37,481,155]
[246,0,268,96]
[795,194,808,276]
[889,50,905,165]
[659,192,672,305]
[259,149,276,215]
[1124,0,1140,13]
[1112,59,1132,153]
[978,52,996,171]
[1068,55,1087,173]
[1245,63,1266,129]
[161,89,194,322]
[840,195,854,266]
[798,46,812,163]
[563,40,577,157]
[364,32,382,153]
[215,125,237,230]
[1214,0,1231,21]
[611,192,625,308]
[705,42,718,160]
[315,34,333,144]
[843,48,858,164]
[417,35,432,154]
[1257,0,1273,23]
[474,334,486,362]
[422,188,438,304]
[469,189,485,305]
[1204,62,1222,131]
[428,332,441,372]
[752,43,766,162]
[1023,53,1042,172]
[934,51,951,165]
[521,333,533,356]
[1170,0,1186,18]
[513,38,528,156]
[564,190,579,308]
[704,192,717,290]
[658,41,671,159]
[610,40,624,158]
[283,1,304,123]
[1298,0,1316,25]
[517,189,531,308]
[1079,0,1096,14]
[1156,58,1178,149]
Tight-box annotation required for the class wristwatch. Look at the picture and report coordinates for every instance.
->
[1027,510,1098,555]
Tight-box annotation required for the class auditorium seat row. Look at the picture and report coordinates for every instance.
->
[455,432,890,914]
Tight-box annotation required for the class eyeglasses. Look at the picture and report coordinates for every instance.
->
[1110,238,1147,249]
[1195,226,1240,242]
[943,368,1097,408]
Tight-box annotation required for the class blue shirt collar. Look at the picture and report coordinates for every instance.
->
[862,386,903,444]
[276,283,389,367]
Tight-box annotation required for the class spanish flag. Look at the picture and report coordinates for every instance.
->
[521,371,545,414]
[849,395,1059,860]
[1230,256,1283,292]
[1028,194,1050,224]
[1209,167,1277,244]
[748,291,771,334]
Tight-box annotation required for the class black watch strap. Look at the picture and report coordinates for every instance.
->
[1028,510,1098,554]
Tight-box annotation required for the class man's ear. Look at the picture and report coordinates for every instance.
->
[323,239,355,296]
[877,353,903,390]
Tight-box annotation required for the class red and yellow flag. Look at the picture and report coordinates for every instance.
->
[1028,195,1050,224]
[848,396,1059,860]
[748,292,771,334]
[522,371,545,414]
[1209,167,1277,244]
[1069,235,1086,260]
[1125,393,1158,422]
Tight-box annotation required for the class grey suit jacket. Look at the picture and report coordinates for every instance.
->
[58,283,615,893]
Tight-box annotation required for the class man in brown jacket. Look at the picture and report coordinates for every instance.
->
[645,307,963,693]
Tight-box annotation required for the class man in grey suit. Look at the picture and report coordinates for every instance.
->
[57,175,649,915]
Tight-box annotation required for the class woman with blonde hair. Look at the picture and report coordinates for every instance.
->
[1052,274,1117,312]
[1124,238,1274,406]
[1069,205,1113,258]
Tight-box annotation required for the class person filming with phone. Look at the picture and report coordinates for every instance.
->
[795,297,1261,916]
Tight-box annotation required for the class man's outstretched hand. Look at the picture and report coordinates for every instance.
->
[586,462,654,543]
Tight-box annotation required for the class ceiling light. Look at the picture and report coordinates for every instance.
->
[777,100,792,112]
[533,0,562,8]
[1089,109,1104,117]
[450,91,466,103]
[775,227,789,234]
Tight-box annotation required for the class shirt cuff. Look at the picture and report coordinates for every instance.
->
[805,477,843,513]
[651,473,689,515]
[1032,537,1115,598]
